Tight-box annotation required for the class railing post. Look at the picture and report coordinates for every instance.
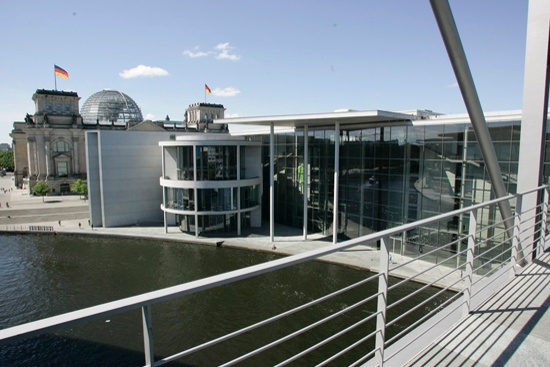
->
[539,186,549,257]
[463,208,476,316]
[375,235,390,366]
[142,305,155,367]
[511,193,523,275]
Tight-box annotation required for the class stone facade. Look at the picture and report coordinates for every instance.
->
[10,90,88,193]
[184,103,228,132]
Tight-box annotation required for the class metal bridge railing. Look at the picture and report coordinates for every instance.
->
[0,186,548,367]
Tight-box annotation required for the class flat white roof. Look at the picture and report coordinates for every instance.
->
[215,108,549,132]
[214,109,415,129]
[412,110,523,126]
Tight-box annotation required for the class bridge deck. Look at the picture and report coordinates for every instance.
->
[407,250,550,367]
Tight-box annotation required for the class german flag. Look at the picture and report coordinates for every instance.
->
[205,84,212,94]
[54,65,69,79]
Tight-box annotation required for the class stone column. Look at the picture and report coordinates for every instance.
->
[35,134,45,180]
[73,136,80,175]
[26,137,36,178]
[44,137,51,178]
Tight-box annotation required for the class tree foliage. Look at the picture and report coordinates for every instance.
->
[0,150,14,171]
[71,179,88,199]
[32,180,51,202]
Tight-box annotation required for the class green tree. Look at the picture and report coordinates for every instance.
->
[71,179,88,199]
[32,180,51,202]
[0,151,14,172]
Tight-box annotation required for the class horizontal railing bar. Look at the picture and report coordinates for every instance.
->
[519,211,540,226]
[349,345,380,367]
[386,269,466,326]
[384,289,464,353]
[387,266,463,317]
[386,286,464,346]
[275,310,379,366]
[516,185,545,197]
[472,247,514,273]
[317,330,378,367]
[393,239,460,270]
[516,245,538,265]
[478,229,512,247]
[219,293,382,367]
[472,261,507,286]
[156,273,382,365]
[388,250,464,293]
[473,239,512,261]
[479,216,514,233]
[389,235,468,273]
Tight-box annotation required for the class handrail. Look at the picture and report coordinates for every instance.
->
[0,185,548,367]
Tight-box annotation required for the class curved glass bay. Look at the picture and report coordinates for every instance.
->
[0,234,450,366]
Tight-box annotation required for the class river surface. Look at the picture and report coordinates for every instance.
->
[0,234,450,366]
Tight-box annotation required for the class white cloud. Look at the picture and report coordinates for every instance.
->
[144,113,156,120]
[119,65,169,79]
[225,112,240,118]
[183,46,211,58]
[183,43,241,61]
[214,42,241,61]
[446,82,459,88]
[212,87,241,97]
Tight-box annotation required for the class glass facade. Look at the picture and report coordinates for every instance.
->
[196,146,237,180]
[161,138,262,236]
[255,120,522,251]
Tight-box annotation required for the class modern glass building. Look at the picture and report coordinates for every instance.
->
[160,134,262,236]
[222,108,546,260]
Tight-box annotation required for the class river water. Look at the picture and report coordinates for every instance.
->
[0,234,450,366]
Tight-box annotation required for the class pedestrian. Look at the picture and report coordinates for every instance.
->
[91,224,94,230]
[88,219,90,226]
[6,202,9,208]
[78,222,81,229]
[58,220,61,226]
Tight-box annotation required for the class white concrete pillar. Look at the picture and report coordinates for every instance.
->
[303,125,309,240]
[162,147,167,234]
[270,123,275,242]
[237,144,242,236]
[193,144,199,238]
[516,0,550,261]
[332,121,340,244]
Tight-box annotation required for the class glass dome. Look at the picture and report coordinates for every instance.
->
[80,89,143,125]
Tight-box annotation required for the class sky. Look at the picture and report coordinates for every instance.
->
[0,0,529,144]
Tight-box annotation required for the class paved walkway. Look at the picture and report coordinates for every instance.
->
[407,250,550,367]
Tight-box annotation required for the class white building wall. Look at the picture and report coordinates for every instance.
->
[164,147,177,179]
[244,146,261,179]
[85,132,103,226]
[86,130,175,227]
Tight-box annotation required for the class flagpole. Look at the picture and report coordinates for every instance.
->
[54,65,57,91]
